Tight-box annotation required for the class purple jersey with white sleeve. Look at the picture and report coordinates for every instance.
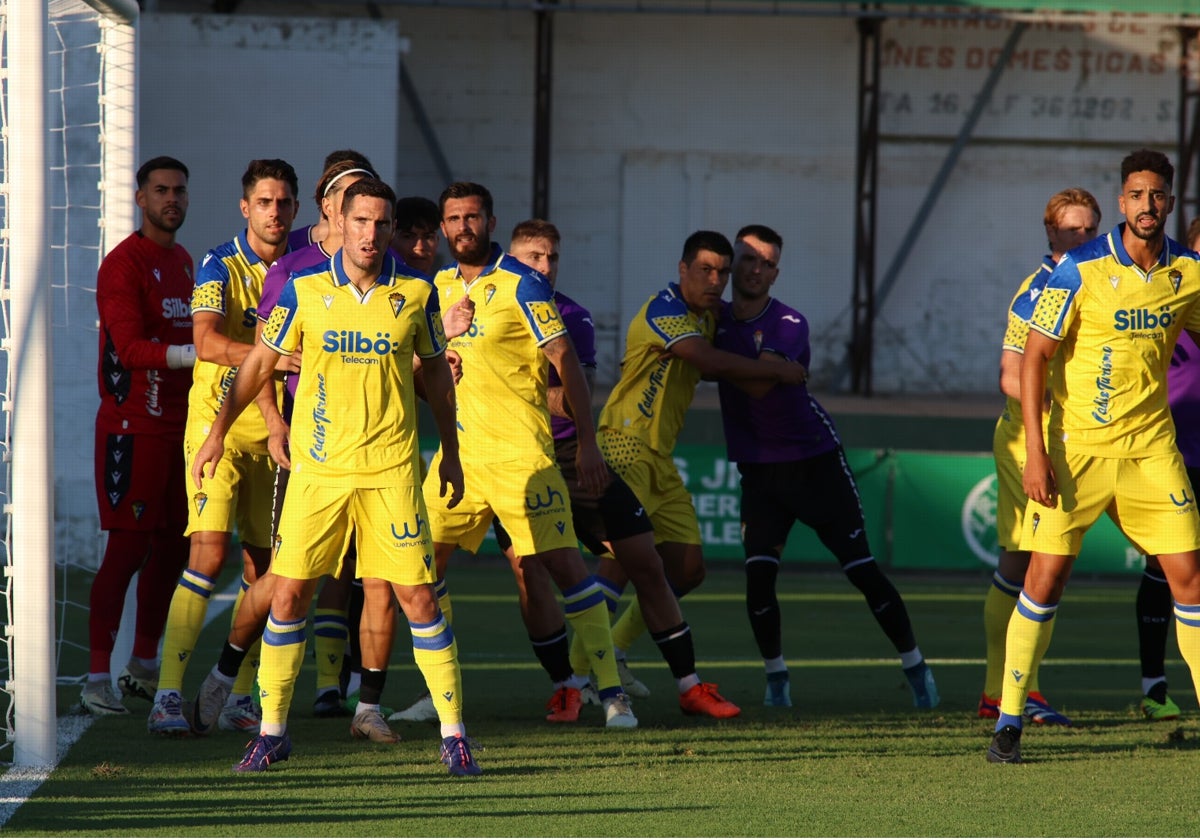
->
[259,243,331,417]
[715,298,839,463]
[1169,329,1200,469]
[547,290,597,441]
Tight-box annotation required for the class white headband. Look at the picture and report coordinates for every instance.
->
[323,168,373,197]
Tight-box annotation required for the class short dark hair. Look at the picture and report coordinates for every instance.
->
[242,159,299,200]
[1121,148,1174,188]
[136,156,188,188]
[342,177,397,214]
[323,149,374,172]
[395,196,441,232]
[681,230,733,264]
[511,219,560,245]
[735,224,783,250]
[1187,217,1200,251]
[439,182,494,218]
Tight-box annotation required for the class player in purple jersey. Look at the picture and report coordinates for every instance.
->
[492,220,740,722]
[714,224,938,709]
[287,149,376,252]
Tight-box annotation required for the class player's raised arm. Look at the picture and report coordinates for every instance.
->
[192,339,284,488]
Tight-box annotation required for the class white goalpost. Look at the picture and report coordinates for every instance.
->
[1,0,138,768]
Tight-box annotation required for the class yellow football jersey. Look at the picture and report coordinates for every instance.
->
[598,282,715,456]
[188,230,281,453]
[434,243,566,465]
[262,251,445,487]
[1028,225,1200,457]
[997,257,1056,437]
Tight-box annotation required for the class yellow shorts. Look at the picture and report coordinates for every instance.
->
[183,419,274,546]
[992,413,1027,552]
[1019,448,1200,557]
[423,450,578,557]
[273,476,434,585]
[599,430,701,546]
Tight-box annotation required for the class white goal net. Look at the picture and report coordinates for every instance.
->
[0,0,137,766]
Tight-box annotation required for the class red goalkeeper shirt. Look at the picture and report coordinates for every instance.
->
[95,230,194,438]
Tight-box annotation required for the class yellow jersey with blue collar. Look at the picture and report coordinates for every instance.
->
[598,282,715,456]
[435,242,566,465]
[1028,223,1200,457]
[997,256,1056,432]
[261,251,445,487]
[188,230,283,452]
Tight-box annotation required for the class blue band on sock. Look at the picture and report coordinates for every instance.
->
[991,572,1022,597]
[1174,602,1200,627]
[1016,591,1058,623]
[264,613,307,647]
[563,577,605,614]
[179,569,216,598]
[997,712,1022,731]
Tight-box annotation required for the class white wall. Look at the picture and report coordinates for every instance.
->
[139,14,403,262]
[39,4,1191,561]
[382,6,1183,391]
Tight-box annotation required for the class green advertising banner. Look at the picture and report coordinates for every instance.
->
[419,440,1146,576]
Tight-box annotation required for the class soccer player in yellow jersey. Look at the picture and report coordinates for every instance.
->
[193,178,480,776]
[979,188,1101,727]
[494,219,740,721]
[423,181,638,728]
[596,231,808,681]
[149,159,298,736]
[989,149,1200,763]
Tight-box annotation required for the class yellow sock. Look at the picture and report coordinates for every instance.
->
[258,612,308,729]
[1173,603,1200,699]
[570,598,617,679]
[611,598,647,653]
[982,574,1019,698]
[313,608,349,693]
[411,612,462,726]
[563,578,619,692]
[158,570,215,693]
[569,628,591,679]
[999,592,1057,718]
[227,578,259,696]
[435,577,453,627]
[233,637,262,697]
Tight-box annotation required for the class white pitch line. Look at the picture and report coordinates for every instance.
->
[0,576,242,828]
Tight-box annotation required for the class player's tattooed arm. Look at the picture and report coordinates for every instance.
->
[547,365,595,420]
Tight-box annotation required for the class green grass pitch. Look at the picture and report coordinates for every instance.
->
[10,560,1200,837]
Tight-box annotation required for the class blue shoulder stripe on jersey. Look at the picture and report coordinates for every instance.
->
[645,282,691,320]
[1009,259,1055,322]
[515,270,555,306]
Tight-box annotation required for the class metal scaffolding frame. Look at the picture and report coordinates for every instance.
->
[188,0,1200,392]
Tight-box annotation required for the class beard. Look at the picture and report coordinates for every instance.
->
[146,207,185,233]
[448,233,490,264]
[1129,213,1165,241]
